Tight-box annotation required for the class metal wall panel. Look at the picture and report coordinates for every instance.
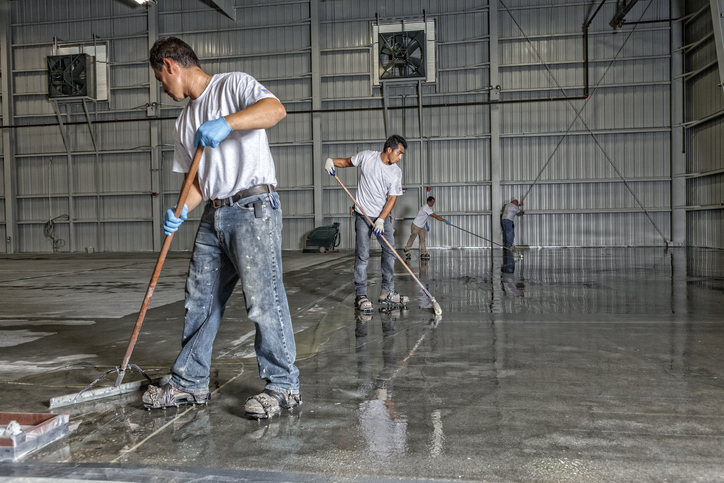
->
[519,212,670,247]
[504,181,670,211]
[501,132,671,181]
[684,0,724,248]
[688,174,724,208]
[688,116,724,174]
[689,210,724,249]
[282,217,314,250]
[0,0,685,252]
[428,138,491,183]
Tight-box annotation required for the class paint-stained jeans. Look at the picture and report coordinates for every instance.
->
[502,219,515,248]
[170,192,300,396]
[354,212,395,296]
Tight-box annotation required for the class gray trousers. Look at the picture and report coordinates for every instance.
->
[354,212,395,296]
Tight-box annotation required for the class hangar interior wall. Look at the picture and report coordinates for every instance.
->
[0,0,709,253]
[684,0,724,249]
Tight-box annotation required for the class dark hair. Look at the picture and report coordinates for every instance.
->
[149,36,200,71]
[383,134,407,152]
[427,196,435,203]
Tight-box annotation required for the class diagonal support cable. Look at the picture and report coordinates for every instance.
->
[500,0,668,245]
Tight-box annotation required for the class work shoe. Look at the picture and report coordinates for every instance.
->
[420,253,430,260]
[142,383,210,409]
[378,291,409,306]
[244,388,302,420]
[403,248,411,259]
[355,294,373,313]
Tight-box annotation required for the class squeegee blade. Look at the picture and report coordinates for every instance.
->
[49,375,170,409]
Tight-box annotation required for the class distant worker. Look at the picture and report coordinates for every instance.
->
[501,199,524,248]
[325,135,410,313]
[403,197,450,260]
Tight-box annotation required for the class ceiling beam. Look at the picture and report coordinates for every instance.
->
[208,0,236,21]
[610,0,640,28]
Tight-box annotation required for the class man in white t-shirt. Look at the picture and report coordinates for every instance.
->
[403,196,450,260]
[141,37,300,420]
[501,199,524,248]
[325,135,410,313]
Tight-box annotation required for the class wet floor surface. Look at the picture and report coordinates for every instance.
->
[1,247,724,482]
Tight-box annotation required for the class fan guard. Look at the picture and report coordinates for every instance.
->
[378,30,426,80]
[47,54,95,98]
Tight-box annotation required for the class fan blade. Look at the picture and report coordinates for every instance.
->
[407,41,421,56]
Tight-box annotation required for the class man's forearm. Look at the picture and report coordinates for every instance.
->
[181,175,204,211]
[224,98,287,131]
[378,196,398,219]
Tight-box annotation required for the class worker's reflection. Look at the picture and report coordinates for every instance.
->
[501,250,524,297]
[417,259,432,309]
[356,308,408,457]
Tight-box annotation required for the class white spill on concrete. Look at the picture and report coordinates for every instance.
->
[0,354,98,381]
[0,330,56,348]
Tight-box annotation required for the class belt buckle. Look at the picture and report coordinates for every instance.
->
[212,199,223,209]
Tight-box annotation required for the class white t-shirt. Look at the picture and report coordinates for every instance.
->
[502,202,521,221]
[351,151,403,217]
[173,72,279,200]
[412,204,434,228]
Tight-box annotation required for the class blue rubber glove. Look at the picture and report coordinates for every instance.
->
[194,117,233,148]
[426,224,430,232]
[163,204,188,236]
[373,218,385,236]
[445,220,451,225]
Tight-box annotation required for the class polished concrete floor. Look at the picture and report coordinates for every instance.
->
[0,247,723,482]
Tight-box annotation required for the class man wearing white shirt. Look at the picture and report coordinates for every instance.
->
[325,135,410,313]
[501,199,525,248]
[403,197,449,260]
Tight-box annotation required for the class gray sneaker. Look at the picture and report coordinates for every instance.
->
[244,389,302,420]
[378,291,409,306]
[142,383,210,409]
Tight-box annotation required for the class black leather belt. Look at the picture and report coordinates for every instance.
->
[211,184,276,209]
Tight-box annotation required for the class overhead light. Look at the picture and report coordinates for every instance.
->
[135,0,156,4]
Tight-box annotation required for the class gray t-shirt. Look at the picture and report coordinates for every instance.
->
[173,72,279,200]
[351,150,403,218]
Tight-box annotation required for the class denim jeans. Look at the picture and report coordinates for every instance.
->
[171,192,300,396]
[502,219,515,248]
[354,212,395,296]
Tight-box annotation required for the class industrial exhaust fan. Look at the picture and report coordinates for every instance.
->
[373,20,435,85]
[47,53,96,99]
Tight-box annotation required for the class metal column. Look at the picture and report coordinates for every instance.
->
[489,0,502,250]
[50,100,75,252]
[147,3,162,251]
[0,1,15,253]
[671,0,686,245]
[311,0,324,227]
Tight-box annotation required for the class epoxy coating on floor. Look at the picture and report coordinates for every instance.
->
[1,247,723,482]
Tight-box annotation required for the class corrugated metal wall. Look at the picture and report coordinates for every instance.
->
[0,0,682,252]
[684,0,724,249]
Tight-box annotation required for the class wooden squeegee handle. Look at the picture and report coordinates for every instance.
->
[116,145,205,384]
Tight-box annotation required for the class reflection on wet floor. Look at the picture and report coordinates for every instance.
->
[356,308,407,458]
[2,248,724,482]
